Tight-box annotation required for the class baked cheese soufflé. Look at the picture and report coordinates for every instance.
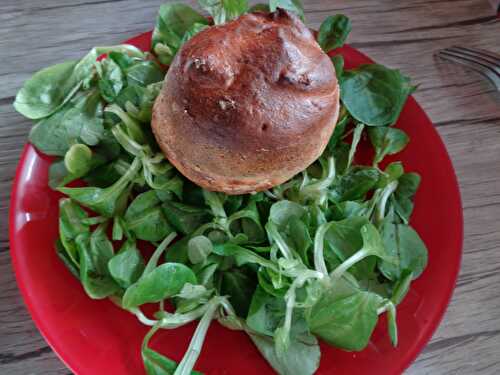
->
[152,9,340,194]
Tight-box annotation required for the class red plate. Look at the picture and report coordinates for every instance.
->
[9,31,463,375]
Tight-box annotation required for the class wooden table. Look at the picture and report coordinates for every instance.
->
[1,1,499,374]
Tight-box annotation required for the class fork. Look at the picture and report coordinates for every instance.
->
[436,46,500,91]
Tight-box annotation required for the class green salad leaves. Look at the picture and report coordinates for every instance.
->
[151,3,209,65]
[13,2,428,375]
[318,14,351,52]
[340,64,415,126]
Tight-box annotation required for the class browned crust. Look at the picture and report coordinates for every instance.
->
[152,9,340,195]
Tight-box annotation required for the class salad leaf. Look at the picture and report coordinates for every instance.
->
[331,55,344,81]
[261,201,311,263]
[306,278,382,351]
[97,57,125,102]
[393,172,421,223]
[112,216,125,241]
[58,157,141,217]
[143,347,180,375]
[212,243,277,270]
[14,60,80,120]
[64,143,93,176]
[396,172,421,198]
[151,3,208,65]
[368,127,409,166]
[331,167,380,202]
[162,201,212,235]
[246,286,285,336]
[378,223,428,280]
[29,90,105,156]
[317,14,352,52]
[228,201,266,243]
[249,3,270,12]
[165,235,192,265]
[125,191,175,242]
[220,266,257,317]
[122,263,197,308]
[115,82,162,123]
[224,195,244,215]
[257,267,289,297]
[82,156,131,188]
[322,216,370,273]
[286,216,313,265]
[391,269,413,305]
[89,224,116,275]
[269,0,304,20]
[329,223,394,281]
[55,239,81,279]
[340,64,413,126]
[248,329,320,375]
[187,235,213,264]
[196,262,219,288]
[180,23,209,44]
[142,323,203,375]
[332,141,350,174]
[347,123,364,170]
[15,45,144,120]
[387,303,398,346]
[59,198,90,267]
[327,107,349,151]
[108,240,146,288]
[268,200,306,228]
[108,104,148,145]
[198,0,248,25]
[77,226,120,299]
[143,348,203,375]
[126,61,164,86]
[74,45,145,85]
[108,51,137,70]
[377,162,404,189]
[49,159,79,189]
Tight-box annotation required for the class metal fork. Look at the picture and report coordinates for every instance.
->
[436,46,500,91]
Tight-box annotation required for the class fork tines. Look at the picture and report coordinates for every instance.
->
[436,46,500,90]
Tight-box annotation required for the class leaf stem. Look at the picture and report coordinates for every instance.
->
[111,123,148,157]
[142,232,177,276]
[346,123,365,169]
[106,104,145,143]
[313,222,332,276]
[193,222,226,236]
[158,304,211,329]
[374,181,398,225]
[203,191,227,219]
[300,156,336,203]
[132,307,159,326]
[264,190,278,200]
[330,249,369,281]
[141,320,162,352]
[173,297,222,375]
[235,247,279,272]
[266,221,293,260]
[275,270,325,356]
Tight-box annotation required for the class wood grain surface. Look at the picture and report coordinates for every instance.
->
[1,1,499,374]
